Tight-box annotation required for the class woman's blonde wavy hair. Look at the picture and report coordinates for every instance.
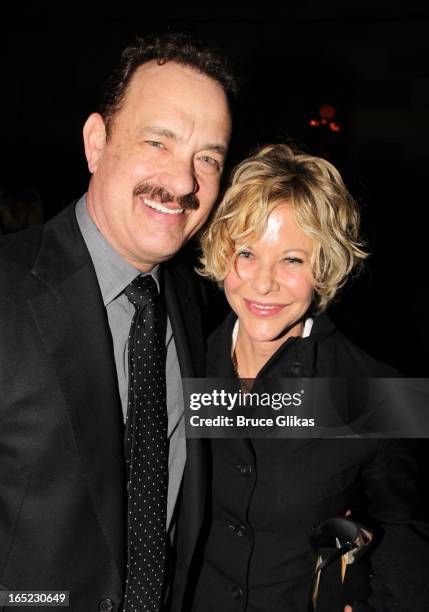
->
[199,144,368,310]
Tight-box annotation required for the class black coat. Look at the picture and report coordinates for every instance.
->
[0,203,207,612]
[191,311,429,612]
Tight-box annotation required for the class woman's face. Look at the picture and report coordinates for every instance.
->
[224,203,315,344]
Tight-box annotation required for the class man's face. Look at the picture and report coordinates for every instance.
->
[84,61,232,271]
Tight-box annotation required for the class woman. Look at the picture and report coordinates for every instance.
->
[192,145,429,611]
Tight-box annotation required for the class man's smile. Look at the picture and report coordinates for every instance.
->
[143,197,185,215]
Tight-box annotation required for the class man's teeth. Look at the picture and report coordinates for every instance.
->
[143,198,184,214]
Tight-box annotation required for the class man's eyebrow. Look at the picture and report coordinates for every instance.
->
[139,126,179,141]
[139,126,227,156]
[202,143,227,156]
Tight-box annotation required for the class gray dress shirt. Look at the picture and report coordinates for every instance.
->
[75,195,186,530]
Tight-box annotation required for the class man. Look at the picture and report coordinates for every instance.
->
[0,33,234,611]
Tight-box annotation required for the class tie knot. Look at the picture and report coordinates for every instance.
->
[124,274,158,310]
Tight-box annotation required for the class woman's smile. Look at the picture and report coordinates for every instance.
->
[243,298,287,317]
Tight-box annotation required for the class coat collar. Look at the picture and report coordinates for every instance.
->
[207,309,337,379]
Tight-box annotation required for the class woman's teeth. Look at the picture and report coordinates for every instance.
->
[143,198,184,215]
[252,303,277,310]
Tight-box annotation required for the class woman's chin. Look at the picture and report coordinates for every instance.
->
[238,315,305,346]
[239,321,284,345]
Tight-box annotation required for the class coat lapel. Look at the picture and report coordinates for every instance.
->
[28,205,126,581]
[163,263,205,378]
[163,263,208,599]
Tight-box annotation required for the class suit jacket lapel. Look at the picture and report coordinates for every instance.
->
[163,263,208,588]
[163,263,205,378]
[28,204,126,581]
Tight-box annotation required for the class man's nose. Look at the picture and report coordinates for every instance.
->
[250,264,280,295]
[158,158,197,199]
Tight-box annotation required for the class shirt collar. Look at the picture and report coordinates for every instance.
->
[75,194,160,306]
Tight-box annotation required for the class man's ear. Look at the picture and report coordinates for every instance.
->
[83,113,107,173]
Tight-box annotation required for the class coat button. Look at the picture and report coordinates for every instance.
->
[236,464,252,476]
[232,585,244,599]
[228,523,247,537]
[290,362,303,376]
[99,599,114,611]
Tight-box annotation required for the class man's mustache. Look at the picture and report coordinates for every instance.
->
[133,183,199,210]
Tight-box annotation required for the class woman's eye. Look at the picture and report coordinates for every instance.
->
[283,257,303,264]
[238,250,253,259]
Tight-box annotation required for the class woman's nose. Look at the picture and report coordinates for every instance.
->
[250,265,280,295]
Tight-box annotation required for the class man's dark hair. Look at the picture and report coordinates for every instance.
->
[99,32,238,136]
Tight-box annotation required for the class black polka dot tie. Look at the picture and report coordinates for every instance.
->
[122,275,168,612]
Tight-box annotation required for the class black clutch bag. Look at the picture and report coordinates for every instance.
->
[308,517,373,612]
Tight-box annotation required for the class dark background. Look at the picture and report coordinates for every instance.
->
[1,2,429,376]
